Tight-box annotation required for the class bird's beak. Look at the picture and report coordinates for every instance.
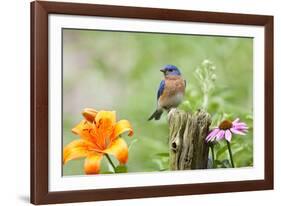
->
[160,69,165,73]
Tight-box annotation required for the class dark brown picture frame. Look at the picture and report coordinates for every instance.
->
[30,0,274,204]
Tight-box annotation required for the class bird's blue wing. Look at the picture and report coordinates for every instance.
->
[157,80,165,100]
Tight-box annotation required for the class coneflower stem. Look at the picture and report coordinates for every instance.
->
[105,154,116,172]
[210,143,216,168]
[226,141,235,168]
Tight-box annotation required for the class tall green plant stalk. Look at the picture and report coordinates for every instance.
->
[226,141,235,168]
[194,59,217,110]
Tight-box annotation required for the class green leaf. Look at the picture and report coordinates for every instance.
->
[152,159,165,171]
[181,100,192,111]
[216,144,228,159]
[100,171,115,174]
[213,159,231,168]
[214,160,224,168]
[115,165,128,173]
[245,114,253,120]
[221,159,232,168]
[128,139,138,151]
[154,152,169,157]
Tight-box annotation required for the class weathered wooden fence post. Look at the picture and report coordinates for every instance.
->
[168,108,211,170]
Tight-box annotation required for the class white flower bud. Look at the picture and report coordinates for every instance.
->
[202,59,210,65]
[211,74,217,81]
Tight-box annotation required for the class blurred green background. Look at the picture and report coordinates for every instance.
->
[62,29,253,175]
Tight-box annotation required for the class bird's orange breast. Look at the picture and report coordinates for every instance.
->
[162,76,185,97]
[158,76,186,109]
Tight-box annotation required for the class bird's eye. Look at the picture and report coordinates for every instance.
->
[168,69,173,72]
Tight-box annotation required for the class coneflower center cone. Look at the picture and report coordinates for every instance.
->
[219,120,233,130]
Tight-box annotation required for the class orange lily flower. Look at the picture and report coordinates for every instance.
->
[63,108,134,174]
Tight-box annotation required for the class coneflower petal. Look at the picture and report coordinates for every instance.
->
[232,118,240,124]
[233,122,247,127]
[216,130,225,140]
[234,125,248,130]
[206,128,219,141]
[225,129,232,142]
[230,128,246,135]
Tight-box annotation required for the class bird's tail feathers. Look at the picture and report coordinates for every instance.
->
[148,109,163,121]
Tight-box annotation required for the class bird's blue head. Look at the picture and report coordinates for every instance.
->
[160,65,181,76]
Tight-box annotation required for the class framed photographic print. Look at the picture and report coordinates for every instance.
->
[30,0,274,204]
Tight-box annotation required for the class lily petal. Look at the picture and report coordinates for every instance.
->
[111,120,134,140]
[82,108,98,123]
[72,120,93,140]
[84,152,103,174]
[63,139,94,164]
[104,138,128,164]
[94,111,116,148]
[95,110,116,126]
[95,118,115,150]
[71,120,102,150]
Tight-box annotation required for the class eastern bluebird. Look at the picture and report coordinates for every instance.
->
[148,65,186,121]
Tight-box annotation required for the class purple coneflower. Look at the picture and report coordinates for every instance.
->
[206,118,248,168]
[206,118,248,143]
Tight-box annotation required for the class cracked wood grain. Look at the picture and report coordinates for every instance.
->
[168,108,211,170]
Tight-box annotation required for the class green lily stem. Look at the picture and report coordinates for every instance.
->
[226,141,235,168]
[105,154,116,172]
[210,143,216,168]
